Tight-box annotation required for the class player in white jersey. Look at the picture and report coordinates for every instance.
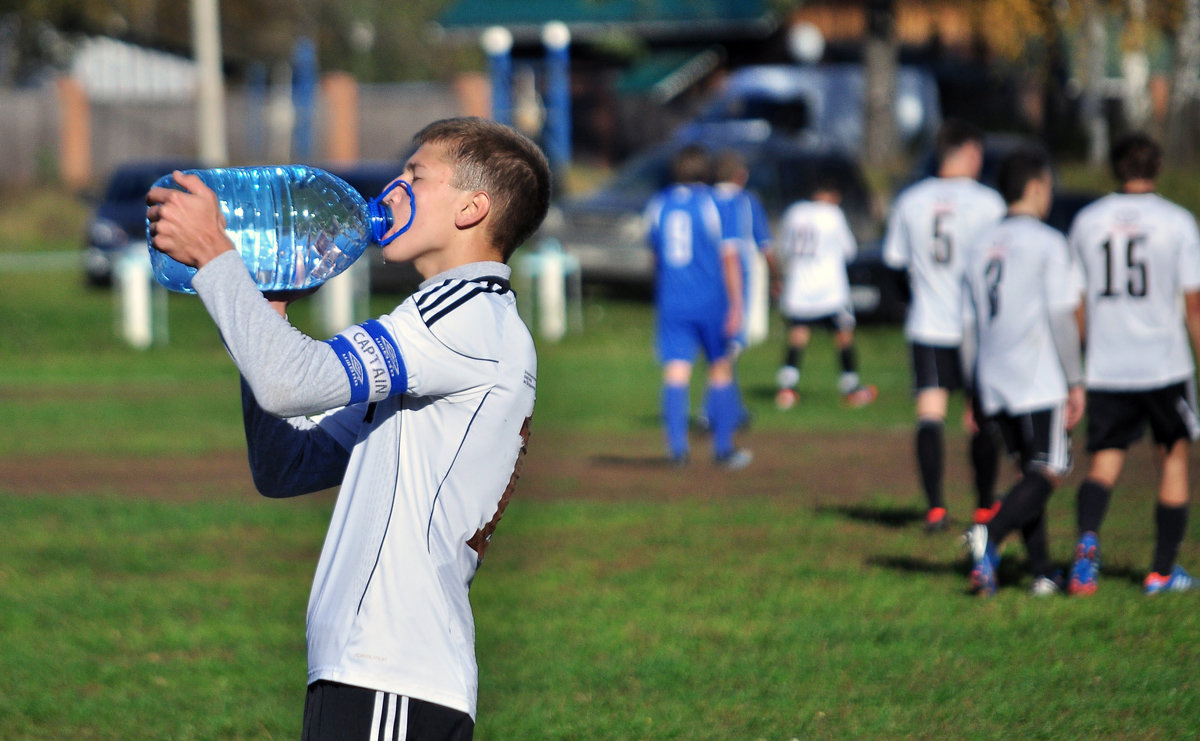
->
[959,147,1085,596]
[883,120,1008,532]
[147,118,552,739]
[1065,133,1200,596]
[774,176,878,409]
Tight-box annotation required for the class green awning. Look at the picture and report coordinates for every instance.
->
[436,0,776,44]
[618,48,722,100]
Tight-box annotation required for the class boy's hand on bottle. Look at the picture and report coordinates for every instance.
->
[146,170,234,269]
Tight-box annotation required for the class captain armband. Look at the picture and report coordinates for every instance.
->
[325,319,408,404]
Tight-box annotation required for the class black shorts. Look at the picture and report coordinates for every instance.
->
[909,342,964,393]
[1086,381,1200,453]
[302,681,474,741]
[989,406,1073,477]
[784,307,856,333]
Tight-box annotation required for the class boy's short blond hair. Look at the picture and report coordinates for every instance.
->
[414,117,552,261]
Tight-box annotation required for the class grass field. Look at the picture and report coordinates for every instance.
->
[2,185,1200,739]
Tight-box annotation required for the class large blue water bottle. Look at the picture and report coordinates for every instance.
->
[147,165,412,294]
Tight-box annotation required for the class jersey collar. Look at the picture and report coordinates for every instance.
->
[419,261,511,291]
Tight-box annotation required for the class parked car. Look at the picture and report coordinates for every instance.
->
[545,136,910,322]
[674,63,942,156]
[83,160,199,286]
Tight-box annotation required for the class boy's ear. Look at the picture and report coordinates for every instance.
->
[455,191,491,229]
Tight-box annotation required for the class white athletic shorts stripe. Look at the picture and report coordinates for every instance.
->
[1179,378,1200,441]
[370,691,411,741]
[1045,404,1071,476]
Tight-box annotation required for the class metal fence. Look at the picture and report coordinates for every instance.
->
[0,80,461,191]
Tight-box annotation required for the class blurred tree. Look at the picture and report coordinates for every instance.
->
[863,0,898,169]
[1166,0,1200,162]
[0,0,465,84]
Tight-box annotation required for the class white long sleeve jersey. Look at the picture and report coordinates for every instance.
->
[962,215,1081,415]
[193,253,536,720]
[883,176,1006,346]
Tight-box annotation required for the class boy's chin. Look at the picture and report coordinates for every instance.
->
[380,241,422,265]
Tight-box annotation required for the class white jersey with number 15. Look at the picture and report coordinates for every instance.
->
[1068,191,1200,390]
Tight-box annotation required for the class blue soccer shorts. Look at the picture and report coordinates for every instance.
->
[656,313,729,365]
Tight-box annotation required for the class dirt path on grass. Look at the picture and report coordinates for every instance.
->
[0,425,1172,516]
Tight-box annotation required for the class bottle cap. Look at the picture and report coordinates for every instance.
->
[368,179,415,246]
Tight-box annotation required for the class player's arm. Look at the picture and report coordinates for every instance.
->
[721,242,744,337]
[145,171,235,269]
[240,378,353,497]
[1185,290,1200,362]
[880,202,909,270]
[1051,307,1086,429]
[191,252,356,417]
[959,274,979,397]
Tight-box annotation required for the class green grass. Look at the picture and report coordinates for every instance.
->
[3,188,1200,738]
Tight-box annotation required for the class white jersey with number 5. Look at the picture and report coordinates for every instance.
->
[777,200,856,319]
[963,215,1081,415]
[1068,192,1200,390]
[883,177,1006,346]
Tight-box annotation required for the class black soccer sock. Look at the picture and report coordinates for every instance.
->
[1021,512,1053,578]
[916,420,944,509]
[988,470,1054,545]
[839,345,858,375]
[970,427,1000,510]
[1151,503,1189,576]
[784,346,804,372]
[1075,478,1113,535]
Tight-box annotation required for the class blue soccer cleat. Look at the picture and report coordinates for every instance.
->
[1069,532,1100,596]
[964,524,999,596]
[1144,565,1194,595]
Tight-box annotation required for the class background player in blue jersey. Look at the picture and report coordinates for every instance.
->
[645,144,751,469]
[712,149,774,352]
[147,117,551,740]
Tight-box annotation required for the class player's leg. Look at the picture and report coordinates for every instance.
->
[833,309,877,407]
[1147,439,1191,589]
[969,397,1002,524]
[974,408,1065,586]
[656,313,696,464]
[706,355,750,468]
[910,343,958,532]
[775,319,810,409]
[916,387,950,530]
[701,319,750,468]
[1071,389,1137,595]
[968,405,1070,596]
[1144,381,1199,592]
[662,360,693,463]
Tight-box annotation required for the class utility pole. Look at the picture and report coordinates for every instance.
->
[191,0,228,165]
[863,0,898,170]
[1167,0,1200,163]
